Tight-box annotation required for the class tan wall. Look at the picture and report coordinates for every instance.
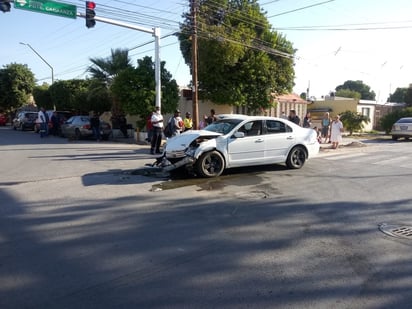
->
[308,99,358,128]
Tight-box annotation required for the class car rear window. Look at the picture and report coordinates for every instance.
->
[397,118,412,124]
[26,113,38,120]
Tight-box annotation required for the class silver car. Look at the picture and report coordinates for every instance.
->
[390,117,412,141]
[61,115,112,140]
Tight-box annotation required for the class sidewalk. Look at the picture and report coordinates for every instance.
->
[319,135,374,151]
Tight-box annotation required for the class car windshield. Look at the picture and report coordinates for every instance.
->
[204,119,243,135]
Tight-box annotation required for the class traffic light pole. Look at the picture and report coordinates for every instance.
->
[77,13,162,112]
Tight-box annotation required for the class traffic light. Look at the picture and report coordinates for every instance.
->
[0,0,11,13]
[85,1,96,28]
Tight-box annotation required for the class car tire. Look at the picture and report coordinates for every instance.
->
[392,135,398,141]
[286,146,307,169]
[195,150,225,178]
[75,129,81,140]
[102,134,109,141]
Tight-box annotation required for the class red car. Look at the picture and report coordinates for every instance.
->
[0,113,8,126]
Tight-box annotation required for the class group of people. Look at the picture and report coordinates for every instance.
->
[148,107,217,155]
[37,108,63,138]
[310,112,344,149]
[319,112,344,149]
[282,109,344,149]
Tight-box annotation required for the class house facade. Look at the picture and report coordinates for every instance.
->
[307,95,405,132]
[178,90,309,127]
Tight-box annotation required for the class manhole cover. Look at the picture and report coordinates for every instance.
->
[379,223,412,239]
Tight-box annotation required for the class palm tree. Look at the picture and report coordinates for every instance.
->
[88,48,132,116]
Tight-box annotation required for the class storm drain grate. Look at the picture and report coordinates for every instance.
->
[379,223,412,239]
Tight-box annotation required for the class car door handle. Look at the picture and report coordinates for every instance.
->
[255,139,264,143]
[286,136,294,140]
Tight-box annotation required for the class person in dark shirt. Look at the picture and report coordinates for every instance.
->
[90,113,101,141]
[119,114,128,138]
[206,109,217,125]
[288,110,301,126]
[50,111,60,136]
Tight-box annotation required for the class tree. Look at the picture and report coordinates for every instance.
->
[111,56,179,130]
[404,87,412,107]
[388,87,407,103]
[178,0,295,112]
[339,110,370,135]
[335,80,375,100]
[33,83,53,110]
[48,79,90,112]
[0,63,35,111]
[335,89,361,100]
[88,48,133,115]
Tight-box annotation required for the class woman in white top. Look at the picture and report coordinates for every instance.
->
[330,115,344,149]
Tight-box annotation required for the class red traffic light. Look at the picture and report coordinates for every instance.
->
[85,1,96,28]
[86,1,95,9]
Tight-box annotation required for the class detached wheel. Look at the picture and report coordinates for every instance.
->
[195,150,225,178]
[286,146,307,169]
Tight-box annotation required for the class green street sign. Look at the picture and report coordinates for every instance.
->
[14,0,77,19]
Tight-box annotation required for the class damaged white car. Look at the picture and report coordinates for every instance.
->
[154,114,320,177]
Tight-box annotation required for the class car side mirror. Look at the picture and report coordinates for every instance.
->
[234,131,245,138]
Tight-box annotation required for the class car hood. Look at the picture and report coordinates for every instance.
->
[165,130,222,151]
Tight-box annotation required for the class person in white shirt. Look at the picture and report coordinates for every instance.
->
[171,110,183,136]
[38,107,47,138]
[150,106,163,154]
[330,115,344,149]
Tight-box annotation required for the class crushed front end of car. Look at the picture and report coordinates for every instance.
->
[152,130,222,174]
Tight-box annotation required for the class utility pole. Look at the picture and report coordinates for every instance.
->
[191,0,199,129]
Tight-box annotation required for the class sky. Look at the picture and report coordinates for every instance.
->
[1,0,412,103]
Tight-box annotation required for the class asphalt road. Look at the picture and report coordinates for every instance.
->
[1,127,412,309]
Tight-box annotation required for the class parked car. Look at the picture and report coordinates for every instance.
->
[34,110,73,134]
[0,113,7,126]
[13,111,38,131]
[390,117,412,140]
[159,114,320,177]
[60,115,112,140]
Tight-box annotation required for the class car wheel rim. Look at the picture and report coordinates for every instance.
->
[203,154,222,175]
[292,149,305,167]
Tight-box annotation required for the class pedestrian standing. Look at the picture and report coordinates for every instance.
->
[146,111,153,143]
[183,112,193,130]
[38,107,47,138]
[90,112,101,141]
[321,112,331,143]
[150,106,163,154]
[51,111,60,136]
[206,109,217,125]
[119,114,129,138]
[303,112,312,128]
[171,110,183,136]
[288,110,300,125]
[330,115,344,149]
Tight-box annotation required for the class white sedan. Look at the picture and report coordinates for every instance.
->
[160,114,320,177]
